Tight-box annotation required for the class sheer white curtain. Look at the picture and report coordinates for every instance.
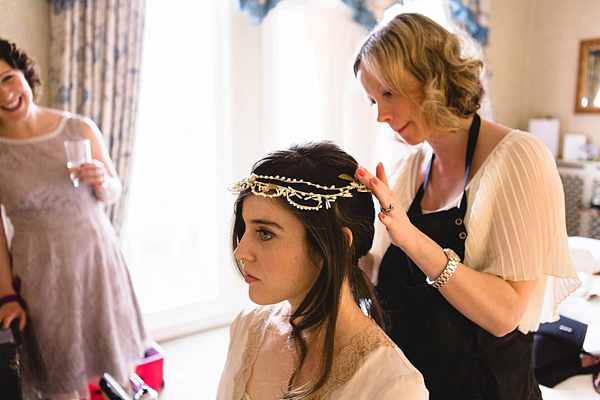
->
[257,0,462,169]
[259,0,402,170]
[121,0,249,341]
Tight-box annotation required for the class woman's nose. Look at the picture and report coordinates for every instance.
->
[376,105,391,123]
[233,233,253,262]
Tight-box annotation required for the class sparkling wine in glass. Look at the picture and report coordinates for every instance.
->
[64,139,91,187]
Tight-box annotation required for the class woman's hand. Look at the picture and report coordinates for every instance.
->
[355,163,415,250]
[79,160,109,193]
[0,302,26,331]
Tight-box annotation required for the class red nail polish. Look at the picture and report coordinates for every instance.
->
[357,169,365,177]
[372,178,378,185]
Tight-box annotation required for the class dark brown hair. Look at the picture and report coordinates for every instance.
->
[231,141,384,399]
[0,38,42,99]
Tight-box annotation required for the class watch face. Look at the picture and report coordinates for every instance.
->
[444,248,460,262]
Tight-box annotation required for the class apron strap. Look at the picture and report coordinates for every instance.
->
[463,113,480,187]
[409,114,480,214]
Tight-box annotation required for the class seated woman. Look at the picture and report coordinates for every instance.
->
[217,141,428,399]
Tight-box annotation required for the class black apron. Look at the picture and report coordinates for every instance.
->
[376,115,541,400]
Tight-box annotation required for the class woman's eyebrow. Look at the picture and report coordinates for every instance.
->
[249,219,284,230]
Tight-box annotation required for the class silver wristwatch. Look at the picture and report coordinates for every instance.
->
[426,248,460,289]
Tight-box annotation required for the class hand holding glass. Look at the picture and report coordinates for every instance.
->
[64,139,92,187]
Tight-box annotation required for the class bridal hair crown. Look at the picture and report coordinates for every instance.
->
[229,173,370,211]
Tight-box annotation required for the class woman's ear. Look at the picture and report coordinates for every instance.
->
[342,227,353,247]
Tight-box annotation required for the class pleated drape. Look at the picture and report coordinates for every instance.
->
[47,0,146,235]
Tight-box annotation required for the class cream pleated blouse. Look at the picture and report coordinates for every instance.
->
[370,130,581,333]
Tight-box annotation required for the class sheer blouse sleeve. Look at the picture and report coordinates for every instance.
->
[464,131,580,332]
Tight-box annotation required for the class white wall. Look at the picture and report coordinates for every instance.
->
[488,0,531,129]
[490,0,600,153]
[0,0,51,106]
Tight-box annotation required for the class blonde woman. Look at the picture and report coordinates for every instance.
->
[353,13,580,399]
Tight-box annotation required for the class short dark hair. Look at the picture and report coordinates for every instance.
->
[231,141,384,398]
[0,38,42,99]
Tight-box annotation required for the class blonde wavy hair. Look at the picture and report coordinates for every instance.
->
[354,13,484,132]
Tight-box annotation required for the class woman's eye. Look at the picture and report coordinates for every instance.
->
[257,229,274,241]
[2,75,13,83]
[382,91,393,98]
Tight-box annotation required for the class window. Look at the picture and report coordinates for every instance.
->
[259,0,400,167]
[121,0,247,340]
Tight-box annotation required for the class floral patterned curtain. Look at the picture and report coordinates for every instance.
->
[238,0,400,27]
[47,0,146,235]
[446,0,495,120]
[447,0,489,46]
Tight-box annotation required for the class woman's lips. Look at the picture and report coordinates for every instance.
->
[395,122,409,135]
[1,97,22,111]
[244,273,259,283]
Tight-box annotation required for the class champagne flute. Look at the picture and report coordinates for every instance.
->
[64,139,92,187]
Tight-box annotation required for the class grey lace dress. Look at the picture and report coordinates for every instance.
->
[0,113,147,397]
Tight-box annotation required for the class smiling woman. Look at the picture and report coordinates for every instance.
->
[0,38,147,399]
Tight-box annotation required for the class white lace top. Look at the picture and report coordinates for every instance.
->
[216,303,428,399]
[370,130,581,333]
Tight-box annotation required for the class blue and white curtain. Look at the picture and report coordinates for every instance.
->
[238,0,490,38]
[238,0,399,27]
[446,0,494,120]
[447,0,489,46]
[47,0,146,235]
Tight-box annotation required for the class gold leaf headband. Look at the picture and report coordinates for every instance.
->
[229,173,369,211]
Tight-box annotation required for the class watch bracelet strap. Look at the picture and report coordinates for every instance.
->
[426,248,460,289]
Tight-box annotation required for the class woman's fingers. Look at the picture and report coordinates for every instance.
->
[0,304,27,330]
[356,164,411,248]
[79,161,107,184]
[355,165,396,211]
[376,162,389,187]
